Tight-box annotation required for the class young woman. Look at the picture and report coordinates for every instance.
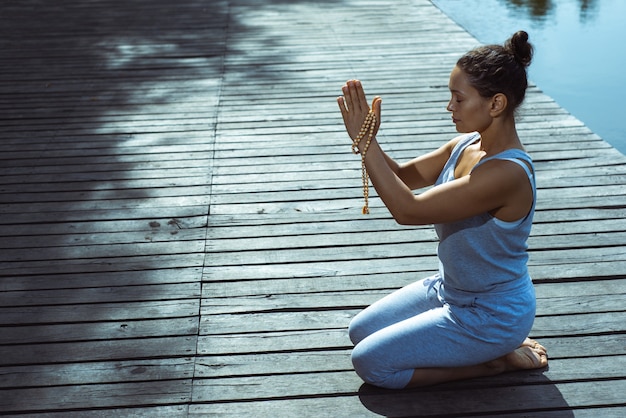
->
[337,31,548,389]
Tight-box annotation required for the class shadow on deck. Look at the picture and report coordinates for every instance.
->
[1,0,625,416]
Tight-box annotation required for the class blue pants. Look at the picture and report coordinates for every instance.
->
[348,275,536,389]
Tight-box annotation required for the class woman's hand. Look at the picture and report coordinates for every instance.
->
[337,80,382,142]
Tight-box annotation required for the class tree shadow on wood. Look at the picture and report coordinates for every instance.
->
[0,0,359,413]
[358,371,575,417]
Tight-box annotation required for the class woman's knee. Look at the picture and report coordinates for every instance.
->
[348,312,369,345]
[351,342,383,387]
[351,341,410,390]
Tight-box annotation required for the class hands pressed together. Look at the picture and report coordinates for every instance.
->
[337,80,383,214]
[337,80,382,148]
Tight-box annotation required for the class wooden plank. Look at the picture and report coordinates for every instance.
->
[201,274,626,303]
[207,170,626,194]
[0,268,203,291]
[0,254,206,276]
[2,317,198,345]
[201,307,626,338]
[0,196,211,215]
[0,358,194,388]
[200,245,626,274]
[29,406,189,418]
[0,300,198,326]
[206,193,626,215]
[201,218,626,244]
[0,336,198,366]
[498,408,626,418]
[201,257,626,284]
[198,309,626,355]
[197,334,626,379]
[191,400,623,418]
[200,207,625,231]
[200,280,626,318]
[191,375,626,416]
[200,228,626,254]
[0,207,208,226]
[0,380,192,414]
[0,241,207,262]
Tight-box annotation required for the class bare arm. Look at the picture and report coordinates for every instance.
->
[338,80,529,225]
[393,143,458,190]
[356,136,528,225]
[338,80,456,191]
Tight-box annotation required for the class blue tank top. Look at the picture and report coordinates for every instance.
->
[434,132,536,295]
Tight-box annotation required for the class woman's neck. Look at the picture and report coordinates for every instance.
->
[478,116,522,155]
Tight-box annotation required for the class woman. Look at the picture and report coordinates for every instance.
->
[337,31,548,389]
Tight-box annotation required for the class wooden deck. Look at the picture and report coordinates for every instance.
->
[1,0,625,416]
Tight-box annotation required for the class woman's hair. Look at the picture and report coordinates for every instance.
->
[456,31,533,114]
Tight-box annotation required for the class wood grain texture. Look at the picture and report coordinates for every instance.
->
[1,0,624,416]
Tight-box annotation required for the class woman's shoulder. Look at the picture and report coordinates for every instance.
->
[477,148,534,173]
[446,132,481,157]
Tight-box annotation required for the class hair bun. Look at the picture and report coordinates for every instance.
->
[505,30,533,68]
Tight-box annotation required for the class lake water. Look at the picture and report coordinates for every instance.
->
[431,0,626,155]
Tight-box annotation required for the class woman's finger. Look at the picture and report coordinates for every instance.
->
[372,96,382,116]
[347,80,364,113]
[337,96,349,123]
[342,83,354,112]
[354,80,368,111]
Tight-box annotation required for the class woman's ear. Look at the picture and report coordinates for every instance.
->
[490,93,508,117]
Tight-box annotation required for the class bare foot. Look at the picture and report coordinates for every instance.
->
[486,339,548,373]
[520,337,547,353]
[502,345,548,371]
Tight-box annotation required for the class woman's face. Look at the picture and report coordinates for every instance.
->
[447,66,493,133]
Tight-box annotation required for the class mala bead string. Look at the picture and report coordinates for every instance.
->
[352,110,375,154]
[351,111,377,214]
